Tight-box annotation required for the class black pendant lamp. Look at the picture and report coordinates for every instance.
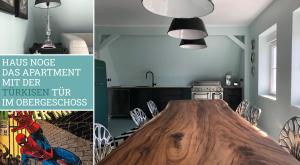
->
[168,18,208,40]
[142,0,214,18]
[180,39,207,49]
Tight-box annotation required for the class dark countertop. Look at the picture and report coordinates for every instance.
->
[109,86,242,89]
[109,86,192,89]
[223,86,243,89]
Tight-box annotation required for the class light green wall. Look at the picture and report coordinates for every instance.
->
[249,0,300,139]
[96,25,249,89]
[96,26,250,98]
[99,47,120,86]
[0,0,92,53]
[32,0,93,43]
[105,35,243,87]
[0,0,36,54]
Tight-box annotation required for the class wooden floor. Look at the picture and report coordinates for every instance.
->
[99,100,300,165]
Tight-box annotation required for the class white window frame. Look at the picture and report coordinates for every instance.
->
[291,7,300,108]
[258,24,277,100]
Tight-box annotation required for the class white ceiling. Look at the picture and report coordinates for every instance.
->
[95,0,273,27]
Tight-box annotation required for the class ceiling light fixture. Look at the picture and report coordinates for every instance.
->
[142,0,214,18]
[180,39,207,49]
[168,18,208,40]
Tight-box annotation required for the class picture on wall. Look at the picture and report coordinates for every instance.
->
[15,0,27,19]
[0,0,15,14]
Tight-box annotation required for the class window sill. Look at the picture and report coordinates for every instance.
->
[260,94,277,101]
[292,105,300,110]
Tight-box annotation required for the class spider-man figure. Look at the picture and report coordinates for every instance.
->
[10,112,82,165]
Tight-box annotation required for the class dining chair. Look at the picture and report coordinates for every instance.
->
[236,100,249,117]
[94,123,114,163]
[129,108,148,127]
[245,106,262,126]
[147,100,159,117]
[279,117,300,161]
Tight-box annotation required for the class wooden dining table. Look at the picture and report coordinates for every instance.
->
[99,100,300,165]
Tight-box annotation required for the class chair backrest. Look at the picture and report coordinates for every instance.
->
[245,106,262,126]
[236,100,249,117]
[279,117,300,161]
[94,123,114,163]
[147,100,159,117]
[130,108,148,127]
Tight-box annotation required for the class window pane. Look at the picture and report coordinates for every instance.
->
[258,24,277,99]
[270,68,277,95]
[270,44,277,95]
[272,46,277,68]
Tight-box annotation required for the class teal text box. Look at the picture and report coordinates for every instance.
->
[0,55,93,110]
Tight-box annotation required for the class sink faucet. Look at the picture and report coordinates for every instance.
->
[146,71,156,87]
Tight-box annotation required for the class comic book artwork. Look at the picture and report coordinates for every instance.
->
[0,120,8,136]
[0,111,93,165]
[10,112,82,165]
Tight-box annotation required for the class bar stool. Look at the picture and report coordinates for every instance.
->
[245,106,262,126]
[94,123,132,163]
[236,100,249,117]
[94,123,114,163]
[279,116,300,161]
[147,100,159,117]
[129,108,148,127]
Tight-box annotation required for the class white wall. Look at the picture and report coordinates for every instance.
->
[249,0,300,139]
[0,0,36,54]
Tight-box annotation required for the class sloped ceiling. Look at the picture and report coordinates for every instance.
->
[95,0,273,26]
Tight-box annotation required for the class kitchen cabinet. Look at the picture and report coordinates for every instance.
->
[108,87,191,118]
[109,88,131,117]
[109,86,242,118]
[223,87,243,110]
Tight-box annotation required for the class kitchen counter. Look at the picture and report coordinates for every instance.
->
[99,100,299,165]
[109,86,191,89]
[108,87,191,117]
